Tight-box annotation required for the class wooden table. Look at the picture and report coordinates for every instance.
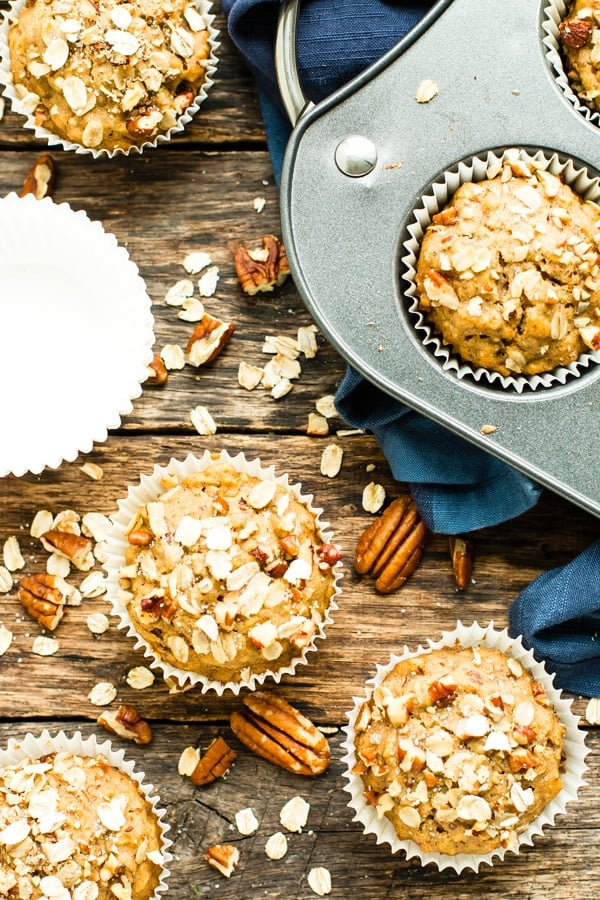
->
[1,6,599,897]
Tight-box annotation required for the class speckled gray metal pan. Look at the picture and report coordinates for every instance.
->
[277,0,600,518]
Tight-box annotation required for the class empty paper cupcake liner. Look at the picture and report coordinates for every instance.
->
[0,0,219,157]
[542,0,600,128]
[341,620,588,874]
[402,147,600,393]
[0,729,172,897]
[103,449,342,696]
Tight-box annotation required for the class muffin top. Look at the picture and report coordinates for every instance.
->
[7,0,212,151]
[415,152,600,377]
[558,0,600,115]
[353,644,564,856]
[118,461,340,683]
[0,750,164,899]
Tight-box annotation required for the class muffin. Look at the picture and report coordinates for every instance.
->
[111,453,341,690]
[4,0,216,152]
[0,739,168,899]
[558,0,600,116]
[414,150,600,377]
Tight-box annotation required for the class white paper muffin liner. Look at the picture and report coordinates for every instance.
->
[341,620,588,874]
[402,147,600,393]
[542,0,600,128]
[0,192,154,478]
[103,449,342,696]
[0,0,219,157]
[0,729,172,896]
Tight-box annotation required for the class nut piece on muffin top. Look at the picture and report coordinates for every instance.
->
[558,0,600,115]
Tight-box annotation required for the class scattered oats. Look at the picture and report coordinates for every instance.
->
[365,463,375,472]
[53,509,80,533]
[297,324,318,358]
[80,570,107,598]
[318,725,339,734]
[32,635,60,656]
[88,681,117,706]
[362,482,386,513]
[265,832,288,860]
[512,88,520,96]
[0,566,13,593]
[335,428,364,436]
[183,251,212,275]
[178,745,200,776]
[86,612,110,635]
[3,536,24,571]
[307,867,332,897]
[253,196,266,213]
[271,377,293,399]
[235,807,259,836]
[165,278,195,306]
[238,361,264,390]
[46,553,70,578]
[30,509,54,538]
[65,586,82,607]
[80,462,104,481]
[320,444,343,478]
[81,512,112,542]
[307,413,329,436]
[480,424,497,435]
[280,796,310,832]
[315,394,336,418]
[190,404,217,435]
[127,666,155,690]
[197,265,219,297]
[415,78,439,103]
[160,343,186,370]
[585,697,600,725]
[0,625,13,656]
[263,334,300,359]
[178,297,206,322]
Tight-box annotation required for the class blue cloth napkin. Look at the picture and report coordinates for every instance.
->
[222,0,600,695]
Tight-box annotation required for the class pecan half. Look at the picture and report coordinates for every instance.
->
[97,704,153,745]
[18,573,69,630]
[178,736,237,786]
[230,691,330,776]
[448,535,474,591]
[146,352,168,385]
[559,17,593,49]
[233,234,290,295]
[205,843,239,878]
[354,496,428,593]
[20,153,55,200]
[40,529,94,570]
[185,314,235,366]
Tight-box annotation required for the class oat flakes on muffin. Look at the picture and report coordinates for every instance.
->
[415,152,600,376]
[352,644,564,856]
[117,459,340,685]
[558,0,600,115]
[7,0,213,151]
[0,750,165,898]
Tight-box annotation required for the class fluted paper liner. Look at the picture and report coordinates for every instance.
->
[0,729,172,896]
[341,620,588,873]
[0,0,219,157]
[402,147,600,393]
[542,0,600,128]
[0,192,154,478]
[103,449,342,695]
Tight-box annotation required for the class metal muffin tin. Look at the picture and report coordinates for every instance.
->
[276,0,600,518]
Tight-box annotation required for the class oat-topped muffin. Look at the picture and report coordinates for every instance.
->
[7,0,213,151]
[0,750,164,899]
[352,644,564,856]
[415,152,600,376]
[118,460,340,684]
[558,0,600,115]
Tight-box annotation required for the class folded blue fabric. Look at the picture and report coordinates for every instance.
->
[222,0,600,694]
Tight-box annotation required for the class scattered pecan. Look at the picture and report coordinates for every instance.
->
[233,234,290,295]
[354,495,428,593]
[40,529,94,570]
[205,843,240,878]
[185,314,235,366]
[559,16,593,49]
[448,535,474,591]
[178,736,237,786]
[97,704,153,745]
[229,691,330,776]
[18,573,69,630]
[20,153,55,200]
[146,352,168,386]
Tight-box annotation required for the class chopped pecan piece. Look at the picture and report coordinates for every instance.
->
[230,691,330,776]
[40,529,94,570]
[179,736,237,786]
[185,314,235,366]
[20,153,55,200]
[205,843,239,878]
[233,234,290,295]
[354,496,428,593]
[18,573,69,630]
[146,352,168,385]
[97,705,153,745]
[559,16,593,49]
[448,535,474,591]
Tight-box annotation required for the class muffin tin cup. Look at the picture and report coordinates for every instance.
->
[542,0,600,127]
[0,729,173,897]
[103,448,342,696]
[402,146,600,393]
[0,0,219,157]
[340,620,588,874]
